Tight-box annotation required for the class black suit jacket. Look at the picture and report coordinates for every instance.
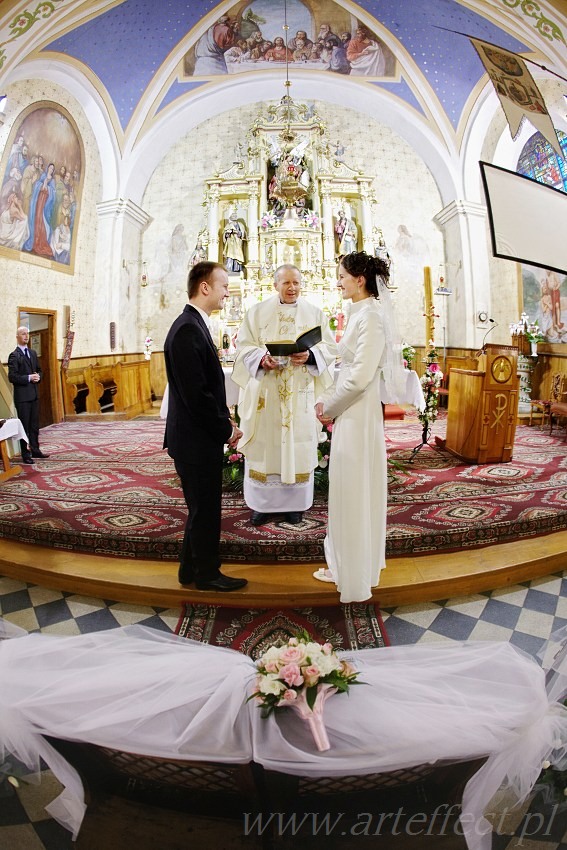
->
[163,304,232,465]
[7,346,41,403]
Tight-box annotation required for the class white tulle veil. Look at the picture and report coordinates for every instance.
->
[376,273,407,402]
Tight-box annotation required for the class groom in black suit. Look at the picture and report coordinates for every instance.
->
[8,326,49,464]
[164,261,247,592]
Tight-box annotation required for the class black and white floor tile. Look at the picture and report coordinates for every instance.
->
[1,569,567,849]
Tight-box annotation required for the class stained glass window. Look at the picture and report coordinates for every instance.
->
[516,129,567,191]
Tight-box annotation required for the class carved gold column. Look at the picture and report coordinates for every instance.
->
[247,184,259,264]
[207,184,220,263]
[359,179,372,253]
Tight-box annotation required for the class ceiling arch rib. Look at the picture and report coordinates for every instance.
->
[119,72,462,208]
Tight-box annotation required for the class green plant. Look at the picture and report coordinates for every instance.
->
[525,323,546,344]
[222,447,245,490]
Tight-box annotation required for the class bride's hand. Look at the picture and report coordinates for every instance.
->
[315,402,332,424]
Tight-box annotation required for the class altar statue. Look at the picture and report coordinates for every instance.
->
[223,211,246,273]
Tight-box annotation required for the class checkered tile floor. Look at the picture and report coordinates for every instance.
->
[1,569,567,849]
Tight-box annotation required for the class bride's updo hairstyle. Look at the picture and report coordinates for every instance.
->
[340,251,390,299]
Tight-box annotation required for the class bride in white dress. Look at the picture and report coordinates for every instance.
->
[314,252,393,602]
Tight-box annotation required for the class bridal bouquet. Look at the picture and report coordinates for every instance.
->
[249,630,362,750]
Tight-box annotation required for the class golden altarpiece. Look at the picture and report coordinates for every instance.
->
[196,97,383,342]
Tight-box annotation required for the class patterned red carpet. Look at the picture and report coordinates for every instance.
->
[0,418,565,561]
[175,603,389,657]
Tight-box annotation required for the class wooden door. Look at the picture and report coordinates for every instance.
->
[19,309,63,426]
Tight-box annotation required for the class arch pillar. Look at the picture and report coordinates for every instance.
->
[95,198,153,353]
[433,200,490,349]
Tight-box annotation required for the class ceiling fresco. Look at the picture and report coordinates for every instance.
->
[1,0,563,135]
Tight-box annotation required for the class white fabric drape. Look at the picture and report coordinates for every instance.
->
[1,617,567,849]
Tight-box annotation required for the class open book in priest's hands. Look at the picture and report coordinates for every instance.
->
[265,325,322,356]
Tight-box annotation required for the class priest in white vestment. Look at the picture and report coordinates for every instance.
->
[232,265,336,525]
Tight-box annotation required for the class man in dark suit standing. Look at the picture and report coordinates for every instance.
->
[8,326,49,464]
[164,261,247,592]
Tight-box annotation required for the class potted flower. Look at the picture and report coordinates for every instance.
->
[525,323,546,355]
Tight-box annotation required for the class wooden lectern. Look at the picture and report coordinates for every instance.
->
[443,344,519,463]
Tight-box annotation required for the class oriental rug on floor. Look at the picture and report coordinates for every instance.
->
[175,603,389,658]
[0,418,565,561]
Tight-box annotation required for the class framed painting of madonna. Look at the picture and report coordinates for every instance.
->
[0,102,83,274]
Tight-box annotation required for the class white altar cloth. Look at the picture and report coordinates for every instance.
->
[1,617,566,849]
[380,369,425,411]
[0,417,28,445]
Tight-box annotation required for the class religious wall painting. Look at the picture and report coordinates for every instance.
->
[182,0,396,80]
[0,103,82,273]
[521,263,567,343]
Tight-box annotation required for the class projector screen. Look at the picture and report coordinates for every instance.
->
[480,161,567,275]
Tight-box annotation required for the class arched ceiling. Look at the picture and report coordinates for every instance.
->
[1,1,565,133]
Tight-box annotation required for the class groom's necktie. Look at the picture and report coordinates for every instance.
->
[24,348,30,359]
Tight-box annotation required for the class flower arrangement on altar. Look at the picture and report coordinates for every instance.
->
[248,630,362,751]
[144,336,153,360]
[259,211,278,230]
[402,343,416,369]
[418,341,443,428]
[299,209,320,229]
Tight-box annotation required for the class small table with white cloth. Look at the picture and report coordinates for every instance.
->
[0,418,29,483]
[380,369,425,412]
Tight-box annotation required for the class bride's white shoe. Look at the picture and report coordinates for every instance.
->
[312,568,335,583]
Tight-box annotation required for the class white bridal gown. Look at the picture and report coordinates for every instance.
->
[320,298,387,602]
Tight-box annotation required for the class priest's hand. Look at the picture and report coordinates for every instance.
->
[260,353,279,371]
[290,351,309,366]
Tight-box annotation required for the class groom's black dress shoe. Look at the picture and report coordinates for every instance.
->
[31,450,49,458]
[251,511,269,526]
[285,512,303,524]
[177,565,194,586]
[196,574,248,592]
[22,455,34,465]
